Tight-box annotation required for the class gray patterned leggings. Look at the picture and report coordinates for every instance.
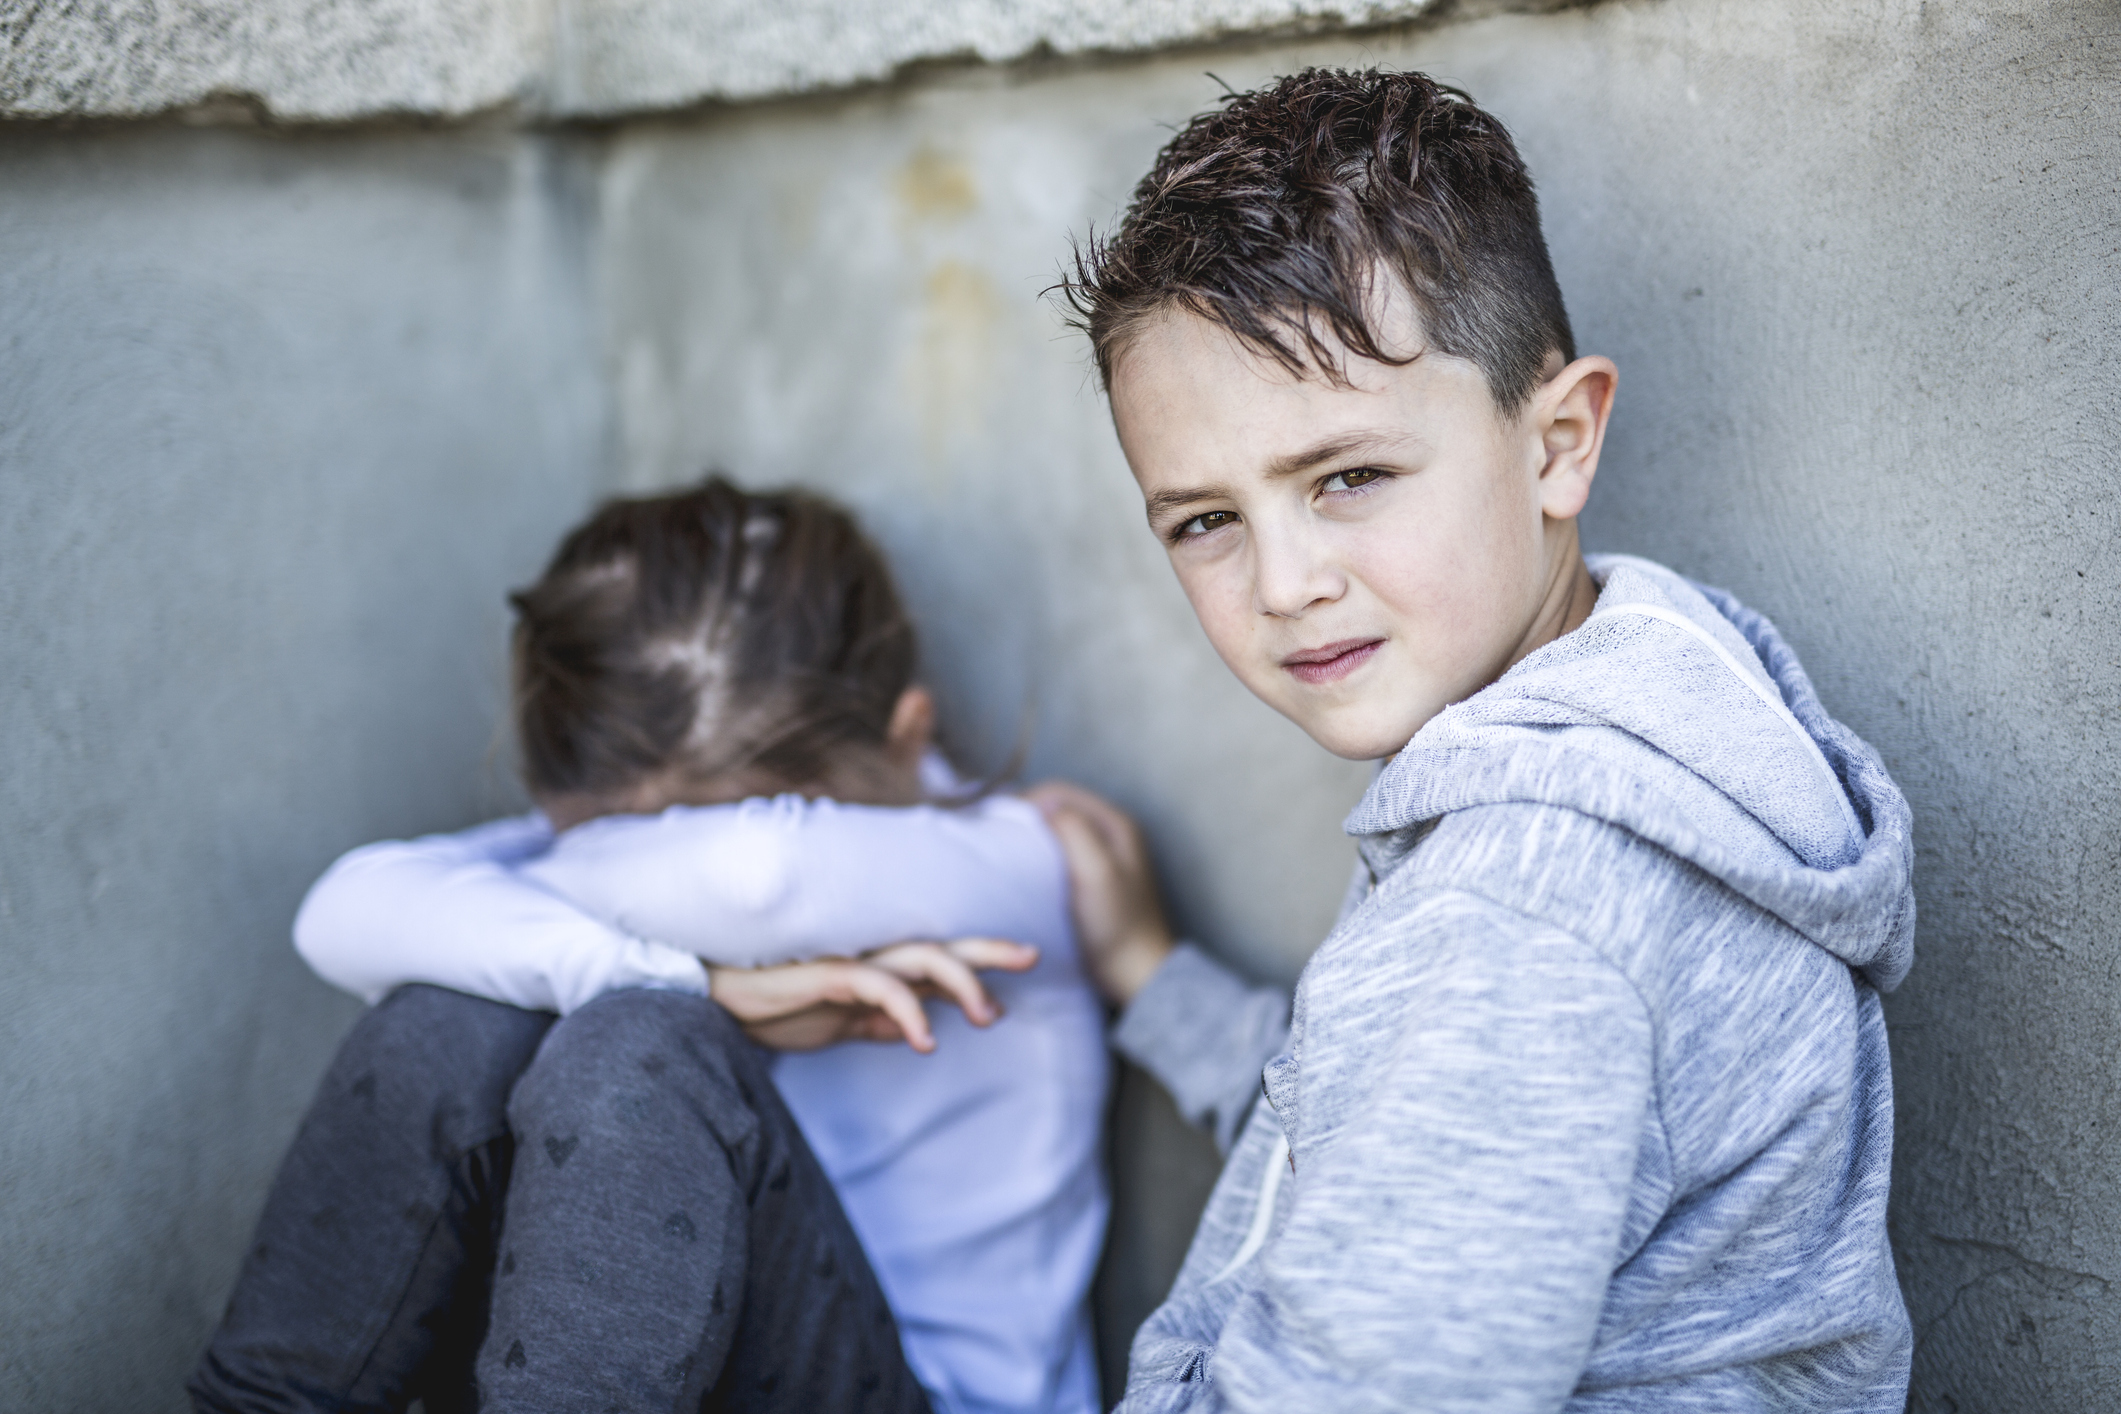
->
[189,985,930,1414]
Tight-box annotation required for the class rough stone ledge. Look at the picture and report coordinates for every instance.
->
[2,0,1458,124]
[1,0,554,121]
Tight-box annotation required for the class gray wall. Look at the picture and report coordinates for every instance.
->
[0,125,611,1406]
[3,0,2117,1408]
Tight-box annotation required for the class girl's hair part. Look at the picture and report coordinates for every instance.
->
[509,476,917,802]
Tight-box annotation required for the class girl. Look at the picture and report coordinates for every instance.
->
[199,478,1108,1414]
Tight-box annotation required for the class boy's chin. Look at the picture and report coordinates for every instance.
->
[1292,707,1429,763]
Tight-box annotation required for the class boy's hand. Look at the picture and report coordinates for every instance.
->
[1023,781,1176,1006]
[707,938,1038,1053]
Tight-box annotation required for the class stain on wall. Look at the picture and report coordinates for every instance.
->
[895,143,981,227]
[912,260,1003,464]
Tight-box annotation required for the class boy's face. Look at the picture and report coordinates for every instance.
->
[1109,305,1614,761]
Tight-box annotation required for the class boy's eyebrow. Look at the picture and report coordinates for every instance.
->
[1259,428,1416,479]
[1143,428,1420,522]
[1144,484,1230,519]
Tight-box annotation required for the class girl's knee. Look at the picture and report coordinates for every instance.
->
[327,985,553,1158]
[549,985,740,1057]
[359,983,555,1059]
[508,989,758,1146]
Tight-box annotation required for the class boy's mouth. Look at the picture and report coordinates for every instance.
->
[1281,638,1384,686]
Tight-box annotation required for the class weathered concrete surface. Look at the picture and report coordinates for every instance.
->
[0,125,610,1407]
[555,0,1441,115]
[0,0,1442,121]
[0,0,556,120]
[596,1,2121,1404]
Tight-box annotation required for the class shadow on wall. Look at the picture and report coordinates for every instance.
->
[1094,1065,1224,1397]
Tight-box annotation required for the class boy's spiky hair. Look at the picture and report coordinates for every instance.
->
[1061,68,1574,411]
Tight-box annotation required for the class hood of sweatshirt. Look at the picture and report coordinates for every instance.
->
[1345,554,1914,992]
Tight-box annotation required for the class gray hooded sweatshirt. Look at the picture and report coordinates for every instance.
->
[1111,555,1913,1413]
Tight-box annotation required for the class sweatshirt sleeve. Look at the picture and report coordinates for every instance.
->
[293,816,712,1016]
[1111,944,1292,1154]
[1206,898,1656,1414]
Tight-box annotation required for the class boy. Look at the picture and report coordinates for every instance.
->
[1033,68,1914,1410]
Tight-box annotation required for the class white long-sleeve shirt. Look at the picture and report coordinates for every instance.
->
[295,789,1111,1414]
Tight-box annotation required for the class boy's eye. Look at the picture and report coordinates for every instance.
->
[1323,468,1387,493]
[1177,510,1239,539]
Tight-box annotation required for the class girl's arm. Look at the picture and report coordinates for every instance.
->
[293,816,710,1015]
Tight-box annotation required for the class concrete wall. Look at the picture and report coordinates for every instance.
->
[0,125,611,1406]
[3,0,2117,1408]
[592,6,2121,1405]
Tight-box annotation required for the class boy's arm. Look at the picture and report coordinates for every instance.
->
[1030,780,1298,1153]
[1111,945,1290,1154]
[293,817,710,1015]
[1112,860,1369,1152]
[1208,899,1655,1414]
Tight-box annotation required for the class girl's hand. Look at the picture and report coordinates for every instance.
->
[707,938,1038,1053]
[1023,781,1176,1006]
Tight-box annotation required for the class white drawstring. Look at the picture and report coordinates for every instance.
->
[1208,1130,1289,1286]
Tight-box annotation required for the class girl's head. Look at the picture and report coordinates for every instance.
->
[510,477,934,829]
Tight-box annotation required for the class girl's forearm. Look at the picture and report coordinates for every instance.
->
[293,821,709,1015]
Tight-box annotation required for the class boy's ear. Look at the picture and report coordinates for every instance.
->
[1530,355,1619,521]
[885,685,937,764]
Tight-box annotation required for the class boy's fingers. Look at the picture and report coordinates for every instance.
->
[1043,809,1148,923]
[1022,779,1076,807]
[1092,804,1148,868]
[1027,780,1118,832]
[1039,801,1111,871]
[1025,781,1112,840]
[1030,781,1145,865]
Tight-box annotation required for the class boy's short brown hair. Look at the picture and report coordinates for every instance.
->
[1063,68,1574,411]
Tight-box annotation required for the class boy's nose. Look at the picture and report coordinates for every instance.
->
[1250,530,1344,619]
